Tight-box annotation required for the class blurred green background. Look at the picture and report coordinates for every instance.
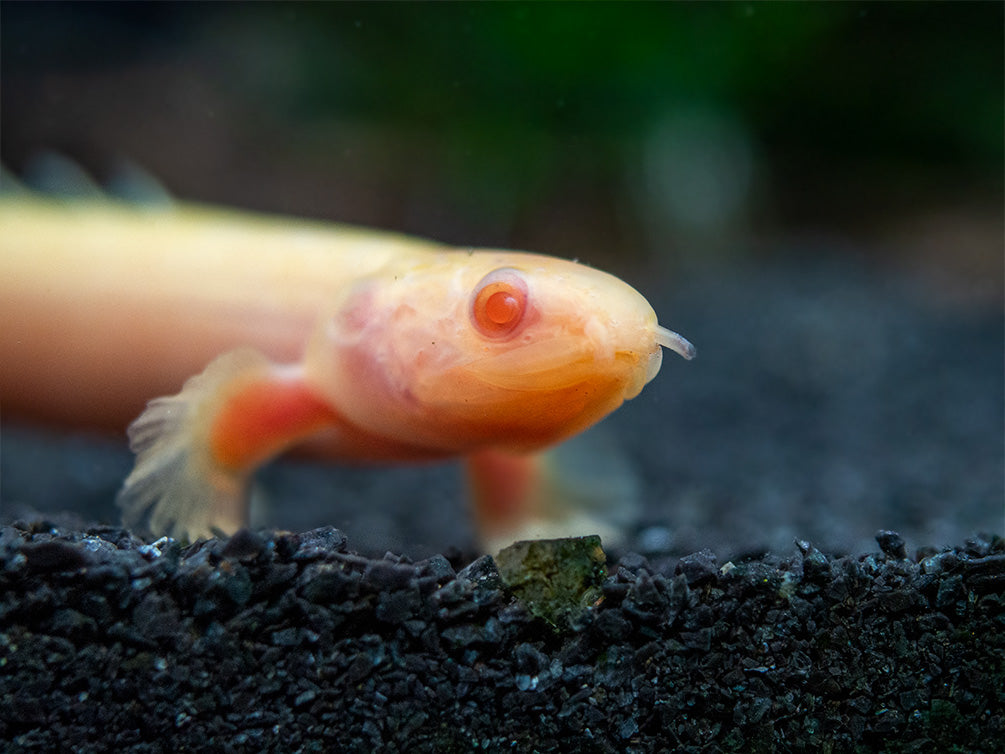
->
[2,1,1002,289]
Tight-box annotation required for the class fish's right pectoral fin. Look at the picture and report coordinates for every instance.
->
[117,429,249,543]
[117,349,271,542]
[117,348,338,542]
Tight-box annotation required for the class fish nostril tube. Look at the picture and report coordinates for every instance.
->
[656,325,696,361]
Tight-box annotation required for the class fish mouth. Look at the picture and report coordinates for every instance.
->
[461,324,695,395]
[632,345,662,398]
[628,324,695,399]
[432,322,694,405]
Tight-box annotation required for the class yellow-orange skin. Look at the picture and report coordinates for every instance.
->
[0,197,679,548]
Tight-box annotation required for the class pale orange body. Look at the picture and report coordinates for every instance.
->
[0,196,694,550]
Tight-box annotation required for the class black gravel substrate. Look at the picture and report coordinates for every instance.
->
[2,522,1002,753]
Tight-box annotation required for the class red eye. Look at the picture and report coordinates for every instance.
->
[471,268,528,339]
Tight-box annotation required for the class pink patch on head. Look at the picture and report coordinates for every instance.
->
[331,283,377,339]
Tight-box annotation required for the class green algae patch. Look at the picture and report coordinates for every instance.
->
[495,536,607,629]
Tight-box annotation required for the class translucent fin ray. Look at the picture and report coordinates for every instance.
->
[117,349,271,541]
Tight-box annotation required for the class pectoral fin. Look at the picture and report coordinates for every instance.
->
[467,430,641,554]
[118,348,339,541]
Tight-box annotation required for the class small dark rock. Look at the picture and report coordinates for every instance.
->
[271,627,301,646]
[513,643,549,675]
[21,540,92,573]
[132,592,180,641]
[676,548,718,585]
[48,607,98,637]
[222,528,266,560]
[458,554,504,589]
[935,574,965,609]
[796,540,831,581]
[617,552,649,571]
[920,550,959,575]
[878,589,919,613]
[963,536,993,558]
[363,560,417,592]
[415,554,455,585]
[300,563,360,603]
[291,526,348,560]
[679,628,712,651]
[593,609,633,641]
[375,587,422,623]
[876,530,908,560]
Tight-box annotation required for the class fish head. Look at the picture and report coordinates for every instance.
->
[308,251,693,452]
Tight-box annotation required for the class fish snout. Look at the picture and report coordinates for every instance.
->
[621,320,695,400]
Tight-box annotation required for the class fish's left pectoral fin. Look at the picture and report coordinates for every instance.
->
[118,348,338,542]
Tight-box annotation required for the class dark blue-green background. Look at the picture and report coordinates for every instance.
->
[3,2,1001,261]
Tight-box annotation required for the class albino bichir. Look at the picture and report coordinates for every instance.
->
[0,192,694,551]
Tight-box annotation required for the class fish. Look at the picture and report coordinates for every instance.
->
[0,192,694,551]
